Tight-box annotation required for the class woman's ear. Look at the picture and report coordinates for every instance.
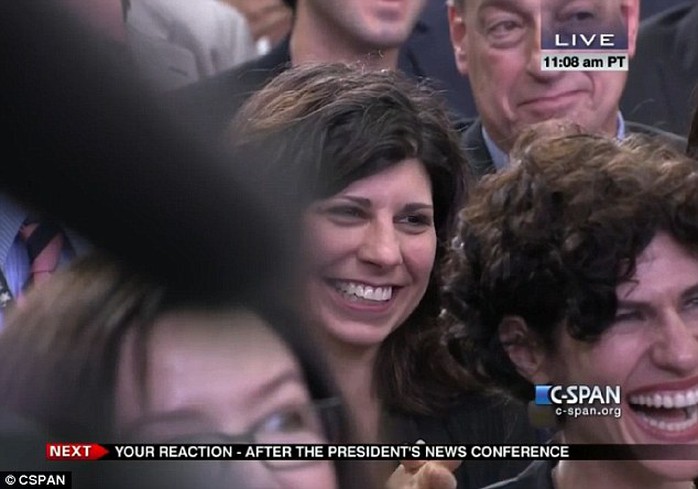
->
[498,316,551,384]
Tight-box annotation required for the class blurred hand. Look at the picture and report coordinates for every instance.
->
[387,459,462,489]
[220,0,292,44]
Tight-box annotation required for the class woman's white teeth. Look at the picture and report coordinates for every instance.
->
[631,387,698,432]
[637,407,698,432]
[334,281,392,301]
[630,389,698,409]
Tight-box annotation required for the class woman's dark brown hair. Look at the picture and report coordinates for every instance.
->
[231,63,471,414]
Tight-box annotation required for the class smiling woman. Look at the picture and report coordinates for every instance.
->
[230,63,537,488]
[301,158,437,352]
[442,127,698,489]
[231,64,467,438]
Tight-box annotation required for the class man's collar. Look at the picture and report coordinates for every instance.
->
[616,112,626,139]
[482,112,626,170]
[481,127,510,171]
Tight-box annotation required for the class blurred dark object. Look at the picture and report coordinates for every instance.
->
[621,1,698,137]
[0,410,48,471]
[0,410,95,488]
[0,0,292,304]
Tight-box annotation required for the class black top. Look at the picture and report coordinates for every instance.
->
[388,393,538,489]
[482,460,555,489]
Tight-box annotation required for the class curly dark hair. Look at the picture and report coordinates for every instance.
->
[231,63,471,414]
[441,129,698,401]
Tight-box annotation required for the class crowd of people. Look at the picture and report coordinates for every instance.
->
[1,1,698,489]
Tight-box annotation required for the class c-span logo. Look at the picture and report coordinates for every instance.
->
[535,385,621,406]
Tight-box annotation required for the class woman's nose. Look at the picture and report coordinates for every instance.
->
[356,222,403,268]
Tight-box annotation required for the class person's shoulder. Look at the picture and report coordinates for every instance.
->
[626,121,688,151]
[165,39,291,136]
[480,460,554,489]
[639,2,695,36]
[635,2,697,55]
[174,43,286,101]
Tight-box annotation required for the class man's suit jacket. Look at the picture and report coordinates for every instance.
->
[620,2,698,137]
[461,118,688,179]
[169,36,292,138]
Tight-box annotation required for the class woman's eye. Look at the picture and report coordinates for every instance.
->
[397,214,433,227]
[260,410,307,433]
[327,206,365,220]
[255,406,328,444]
[613,310,643,323]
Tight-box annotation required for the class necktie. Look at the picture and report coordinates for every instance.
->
[18,221,65,288]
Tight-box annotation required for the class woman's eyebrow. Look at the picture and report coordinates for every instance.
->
[617,282,698,306]
[615,299,648,310]
[332,198,434,212]
[121,409,206,437]
[680,283,698,302]
[247,370,306,404]
[402,203,433,212]
[334,195,371,207]
[121,371,306,436]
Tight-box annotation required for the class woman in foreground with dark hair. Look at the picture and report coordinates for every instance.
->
[231,63,535,488]
[0,254,356,489]
[442,128,698,489]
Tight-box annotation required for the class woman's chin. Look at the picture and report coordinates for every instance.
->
[637,459,698,483]
[322,318,395,349]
